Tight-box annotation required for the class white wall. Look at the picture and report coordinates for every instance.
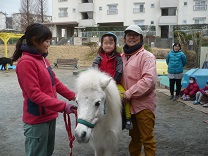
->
[52,0,80,23]
[178,1,208,25]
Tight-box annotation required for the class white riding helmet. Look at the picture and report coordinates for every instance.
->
[125,25,143,35]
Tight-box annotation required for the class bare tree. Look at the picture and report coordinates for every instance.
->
[12,0,50,31]
[34,0,48,23]
[19,0,35,31]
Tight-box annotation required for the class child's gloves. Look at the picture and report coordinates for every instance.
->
[182,94,187,101]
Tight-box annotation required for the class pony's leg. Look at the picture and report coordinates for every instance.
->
[103,131,118,156]
[103,150,116,156]
[3,64,6,70]
[95,149,116,156]
[94,148,104,156]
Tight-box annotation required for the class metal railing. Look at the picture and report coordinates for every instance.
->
[107,9,118,15]
[133,8,145,13]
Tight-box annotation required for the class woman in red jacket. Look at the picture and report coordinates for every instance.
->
[182,76,199,101]
[12,23,76,156]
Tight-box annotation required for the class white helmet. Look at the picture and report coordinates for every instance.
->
[125,25,143,35]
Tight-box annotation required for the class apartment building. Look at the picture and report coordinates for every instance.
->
[50,0,208,39]
[0,12,6,30]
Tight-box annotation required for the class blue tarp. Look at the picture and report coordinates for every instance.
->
[0,65,16,69]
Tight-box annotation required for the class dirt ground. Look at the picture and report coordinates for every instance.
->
[0,45,208,155]
[0,45,170,67]
[0,68,208,156]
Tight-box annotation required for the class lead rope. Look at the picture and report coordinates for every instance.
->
[63,108,78,156]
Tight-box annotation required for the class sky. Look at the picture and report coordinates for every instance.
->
[0,0,52,16]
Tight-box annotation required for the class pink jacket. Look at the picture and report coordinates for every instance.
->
[121,47,157,115]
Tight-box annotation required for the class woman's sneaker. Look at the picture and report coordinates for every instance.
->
[173,95,179,101]
[169,95,174,100]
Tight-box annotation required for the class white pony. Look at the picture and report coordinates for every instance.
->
[75,68,122,156]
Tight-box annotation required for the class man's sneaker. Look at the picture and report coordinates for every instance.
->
[125,119,133,130]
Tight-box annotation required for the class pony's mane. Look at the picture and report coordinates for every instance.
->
[76,68,109,91]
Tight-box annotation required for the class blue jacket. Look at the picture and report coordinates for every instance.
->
[166,50,187,74]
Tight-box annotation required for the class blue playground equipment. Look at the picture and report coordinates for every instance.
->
[156,59,168,75]
[182,68,208,89]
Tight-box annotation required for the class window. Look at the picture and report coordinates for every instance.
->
[72,8,76,13]
[134,20,144,25]
[150,21,154,25]
[107,4,118,15]
[99,7,102,11]
[184,2,187,6]
[59,0,67,2]
[59,8,68,17]
[151,4,155,8]
[182,20,187,24]
[194,0,207,11]
[133,3,145,13]
[161,8,176,16]
[193,17,206,24]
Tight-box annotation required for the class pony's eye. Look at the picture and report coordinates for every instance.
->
[95,101,100,107]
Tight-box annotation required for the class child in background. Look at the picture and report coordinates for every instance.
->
[181,76,199,101]
[92,32,132,130]
[193,80,208,105]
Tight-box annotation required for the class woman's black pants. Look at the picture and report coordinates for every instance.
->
[169,79,182,96]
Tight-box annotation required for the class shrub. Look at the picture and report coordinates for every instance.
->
[144,44,151,52]
[184,50,197,68]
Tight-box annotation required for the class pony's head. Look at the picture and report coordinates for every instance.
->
[75,68,112,143]
[9,58,13,66]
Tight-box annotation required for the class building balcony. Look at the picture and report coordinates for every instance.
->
[160,0,177,8]
[107,9,118,15]
[133,8,145,13]
[158,16,177,25]
[193,5,207,11]
[58,12,68,17]
[78,3,94,12]
[78,19,95,27]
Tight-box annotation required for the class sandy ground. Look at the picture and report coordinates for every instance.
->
[0,68,208,156]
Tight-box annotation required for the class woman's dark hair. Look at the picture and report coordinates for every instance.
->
[98,33,117,54]
[12,23,52,61]
[172,43,181,50]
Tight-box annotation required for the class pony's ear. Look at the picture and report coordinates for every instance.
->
[100,77,111,90]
